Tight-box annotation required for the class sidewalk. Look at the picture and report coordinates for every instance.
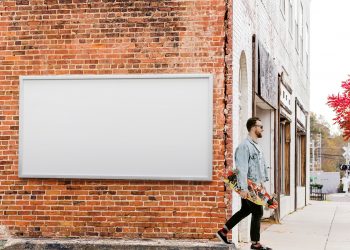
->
[238,194,350,250]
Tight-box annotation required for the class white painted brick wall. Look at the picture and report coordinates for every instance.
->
[231,0,311,243]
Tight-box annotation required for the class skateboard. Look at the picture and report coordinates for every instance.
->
[223,170,278,209]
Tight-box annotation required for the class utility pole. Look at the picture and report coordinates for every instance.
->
[342,142,350,178]
[342,142,350,164]
[310,139,315,171]
[318,133,322,171]
[310,133,322,171]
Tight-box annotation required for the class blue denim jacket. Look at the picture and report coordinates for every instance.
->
[234,136,269,191]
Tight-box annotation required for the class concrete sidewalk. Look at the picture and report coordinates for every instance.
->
[238,195,350,250]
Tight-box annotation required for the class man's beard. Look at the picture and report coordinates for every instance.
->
[256,131,262,138]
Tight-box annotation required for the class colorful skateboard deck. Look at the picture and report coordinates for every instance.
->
[223,170,278,209]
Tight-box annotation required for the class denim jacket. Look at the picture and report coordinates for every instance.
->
[234,136,269,191]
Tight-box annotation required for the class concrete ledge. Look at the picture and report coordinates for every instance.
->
[2,238,235,250]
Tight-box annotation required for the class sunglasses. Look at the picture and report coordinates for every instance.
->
[255,125,263,129]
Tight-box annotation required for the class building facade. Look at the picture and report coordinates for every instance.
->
[0,0,309,245]
[232,0,310,243]
[0,0,233,240]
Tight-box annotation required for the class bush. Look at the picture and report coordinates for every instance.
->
[310,183,323,189]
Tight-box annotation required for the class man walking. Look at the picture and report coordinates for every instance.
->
[216,117,272,250]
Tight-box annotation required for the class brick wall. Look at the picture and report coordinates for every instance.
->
[232,0,311,226]
[0,0,233,239]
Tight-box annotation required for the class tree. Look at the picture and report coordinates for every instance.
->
[327,77,350,140]
[310,112,345,172]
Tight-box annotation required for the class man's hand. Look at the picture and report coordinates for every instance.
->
[240,190,249,199]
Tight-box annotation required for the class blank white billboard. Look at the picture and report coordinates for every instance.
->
[19,74,213,180]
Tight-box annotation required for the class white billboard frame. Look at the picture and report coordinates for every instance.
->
[19,74,213,181]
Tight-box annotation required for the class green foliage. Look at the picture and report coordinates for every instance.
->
[310,183,323,189]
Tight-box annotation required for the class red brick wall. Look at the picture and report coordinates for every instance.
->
[223,0,233,234]
[0,0,233,239]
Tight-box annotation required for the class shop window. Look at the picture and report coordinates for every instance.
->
[280,119,291,195]
[296,133,307,186]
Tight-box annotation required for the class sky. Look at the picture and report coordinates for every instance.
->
[310,0,350,133]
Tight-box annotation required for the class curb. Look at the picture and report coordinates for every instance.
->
[1,239,236,250]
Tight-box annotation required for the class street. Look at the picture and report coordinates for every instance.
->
[238,193,350,250]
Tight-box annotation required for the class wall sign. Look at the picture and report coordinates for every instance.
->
[19,74,213,181]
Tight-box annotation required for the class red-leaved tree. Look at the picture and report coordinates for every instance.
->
[327,77,350,140]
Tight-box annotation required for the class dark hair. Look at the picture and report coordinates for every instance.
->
[246,117,261,131]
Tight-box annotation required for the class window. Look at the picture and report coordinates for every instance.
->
[306,52,309,77]
[296,133,307,186]
[295,20,299,52]
[280,0,286,17]
[288,0,293,36]
[280,120,291,195]
[300,3,304,63]
[300,35,304,63]
[306,24,309,51]
[305,24,309,75]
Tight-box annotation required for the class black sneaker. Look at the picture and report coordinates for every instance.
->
[216,229,232,244]
[250,243,272,250]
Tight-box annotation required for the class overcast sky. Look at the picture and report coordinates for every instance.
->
[310,0,350,133]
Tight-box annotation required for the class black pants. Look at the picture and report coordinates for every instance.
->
[225,198,263,242]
